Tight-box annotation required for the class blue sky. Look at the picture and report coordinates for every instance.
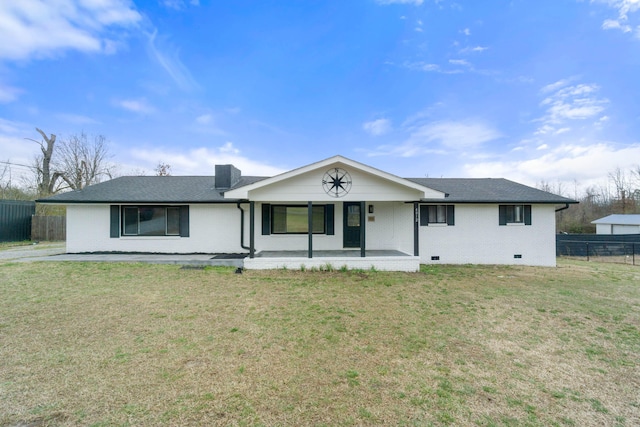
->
[1,0,639,192]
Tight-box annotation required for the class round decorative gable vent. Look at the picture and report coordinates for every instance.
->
[322,167,352,198]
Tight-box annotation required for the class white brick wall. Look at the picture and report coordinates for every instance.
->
[67,204,246,253]
[67,202,559,267]
[419,204,557,266]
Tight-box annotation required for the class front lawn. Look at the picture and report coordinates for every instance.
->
[0,260,638,426]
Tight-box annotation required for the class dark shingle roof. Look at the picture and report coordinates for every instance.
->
[38,175,576,204]
[406,178,576,204]
[38,176,267,203]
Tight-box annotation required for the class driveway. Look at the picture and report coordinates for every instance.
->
[0,242,244,267]
[0,242,66,261]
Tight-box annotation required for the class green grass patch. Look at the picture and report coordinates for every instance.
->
[0,259,638,426]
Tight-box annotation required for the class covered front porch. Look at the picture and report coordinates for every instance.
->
[243,249,420,272]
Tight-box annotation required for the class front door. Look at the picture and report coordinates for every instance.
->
[343,202,361,248]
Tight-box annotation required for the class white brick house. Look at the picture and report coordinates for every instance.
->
[39,155,576,271]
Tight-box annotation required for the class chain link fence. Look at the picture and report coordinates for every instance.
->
[557,234,640,265]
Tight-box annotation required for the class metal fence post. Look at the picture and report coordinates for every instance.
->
[586,242,589,262]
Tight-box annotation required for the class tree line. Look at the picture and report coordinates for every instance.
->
[538,166,640,234]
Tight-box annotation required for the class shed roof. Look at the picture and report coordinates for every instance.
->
[591,214,640,225]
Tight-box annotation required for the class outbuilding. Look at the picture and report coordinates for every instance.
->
[591,214,640,235]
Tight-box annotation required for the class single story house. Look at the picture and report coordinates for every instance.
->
[591,214,640,235]
[38,155,576,271]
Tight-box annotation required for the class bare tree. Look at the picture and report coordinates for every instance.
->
[25,128,65,196]
[25,128,116,196]
[55,132,115,191]
[608,167,635,213]
[0,161,11,199]
[154,162,172,176]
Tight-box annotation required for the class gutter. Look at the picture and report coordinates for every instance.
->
[555,203,571,212]
[237,202,250,251]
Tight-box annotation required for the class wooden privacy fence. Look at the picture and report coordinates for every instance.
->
[31,215,66,241]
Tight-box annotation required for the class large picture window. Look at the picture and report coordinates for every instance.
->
[120,206,187,236]
[272,205,326,234]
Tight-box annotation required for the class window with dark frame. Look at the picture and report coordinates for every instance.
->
[420,205,455,226]
[122,206,183,236]
[505,205,524,223]
[272,205,326,234]
[499,204,532,226]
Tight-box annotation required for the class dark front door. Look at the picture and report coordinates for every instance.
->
[343,202,361,248]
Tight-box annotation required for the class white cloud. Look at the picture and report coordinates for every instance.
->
[196,114,212,124]
[363,118,392,136]
[366,119,502,157]
[161,0,201,10]
[0,0,141,61]
[464,142,640,188]
[0,119,43,183]
[402,61,463,74]
[459,46,489,54]
[115,98,155,114]
[0,83,21,103]
[602,18,632,32]
[593,0,640,35]
[146,29,199,91]
[128,142,285,176]
[54,113,100,125]
[449,59,471,66]
[190,112,226,135]
[462,28,471,36]
[535,80,609,134]
[540,77,575,94]
[410,120,502,149]
[375,0,424,5]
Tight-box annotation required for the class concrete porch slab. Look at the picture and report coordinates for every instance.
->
[244,250,420,272]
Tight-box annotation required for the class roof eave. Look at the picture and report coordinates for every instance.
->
[37,199,246,204]
[419,199,579,204]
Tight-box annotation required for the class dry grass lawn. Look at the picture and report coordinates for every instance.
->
[0,259,639,426]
